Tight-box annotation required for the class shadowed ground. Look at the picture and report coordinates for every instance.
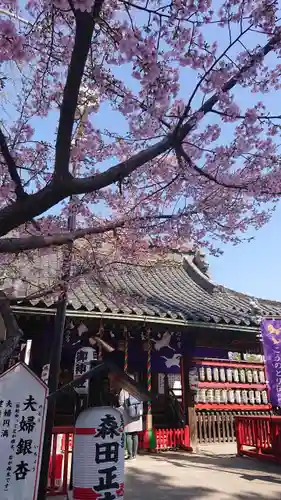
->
[51,443,281,499]
[125,444,281,499]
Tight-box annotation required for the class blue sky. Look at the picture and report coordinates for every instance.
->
[209,204,281,300]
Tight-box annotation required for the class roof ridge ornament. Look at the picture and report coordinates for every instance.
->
[193,249,210,277]
[213,285,225,295]
[249,299,263,325]
[183,252,215,294]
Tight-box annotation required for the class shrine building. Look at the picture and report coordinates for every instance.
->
[3,248,279,448]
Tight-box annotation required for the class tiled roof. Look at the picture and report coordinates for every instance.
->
[5,251,281,326]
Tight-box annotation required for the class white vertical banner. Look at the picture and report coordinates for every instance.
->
[0,362,48,500]
[73,347,97,395]
[73,406,124,500]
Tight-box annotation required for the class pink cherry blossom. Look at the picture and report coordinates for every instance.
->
[0,0,279,289]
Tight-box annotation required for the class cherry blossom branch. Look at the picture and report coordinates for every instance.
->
[176,23,253,131]
[0,213,188,253]
[0,128,27,200]
[177,145,247,190]
[211,109,281,121]
[177,28,281,140]
[0,136,175,237]
[70,136,174,194]
[178,144,281,196]
[54,5,102,180]
[68,30,281,193]
[0,223,123,252]
[0,128,41,231]
[123,1,196,24]
[0,181,71,237]
[0,27,280,238]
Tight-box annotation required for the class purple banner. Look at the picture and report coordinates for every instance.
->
[151,331,182,373]
[260,319,281,407]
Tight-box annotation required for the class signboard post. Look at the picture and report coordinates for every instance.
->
[0,362,48,500]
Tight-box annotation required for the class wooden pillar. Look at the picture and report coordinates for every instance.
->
[182,349,198,451]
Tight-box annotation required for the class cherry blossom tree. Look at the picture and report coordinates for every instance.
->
[0,0,281,358]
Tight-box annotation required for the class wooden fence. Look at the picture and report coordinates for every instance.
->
[196,410,272,444]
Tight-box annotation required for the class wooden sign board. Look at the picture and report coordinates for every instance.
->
[0,362,48,500]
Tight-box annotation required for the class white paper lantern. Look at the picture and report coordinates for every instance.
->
[73,406,124,500]
[262,390,268,404]
[249,390,255,404]
[226,368,232,383]
[213,367,219,382]
[228,390,235,403]
[215,389,221,403]
[199,389,206,403]
[207,389,214,403]
[259,370,265,384]
[246,369,253,383]
[255,391,261,404]
[252,369,259,384]
[235,390,241,404]
[199,366,205,381]
[219,367,226,382]
[233,369,239,383]
[206,367,212,381]
[242,390,248,404]
[221,389,228,403]
[239,369,246,383]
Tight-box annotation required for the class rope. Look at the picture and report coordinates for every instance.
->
[98,321,103,361]
[147,329,152,415]
[124,329,128,373]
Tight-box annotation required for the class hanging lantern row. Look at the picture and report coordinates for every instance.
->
[195,388,268,405]
[198,365,265,384]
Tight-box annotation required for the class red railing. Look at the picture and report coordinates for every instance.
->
[139,426,190,451]
[47,425,190,496]
[236,415,281,463]
[47,426,74,496]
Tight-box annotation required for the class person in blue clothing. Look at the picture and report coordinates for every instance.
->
[119,375,143,461]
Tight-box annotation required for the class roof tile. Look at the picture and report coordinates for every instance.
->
[7,253,281,326]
